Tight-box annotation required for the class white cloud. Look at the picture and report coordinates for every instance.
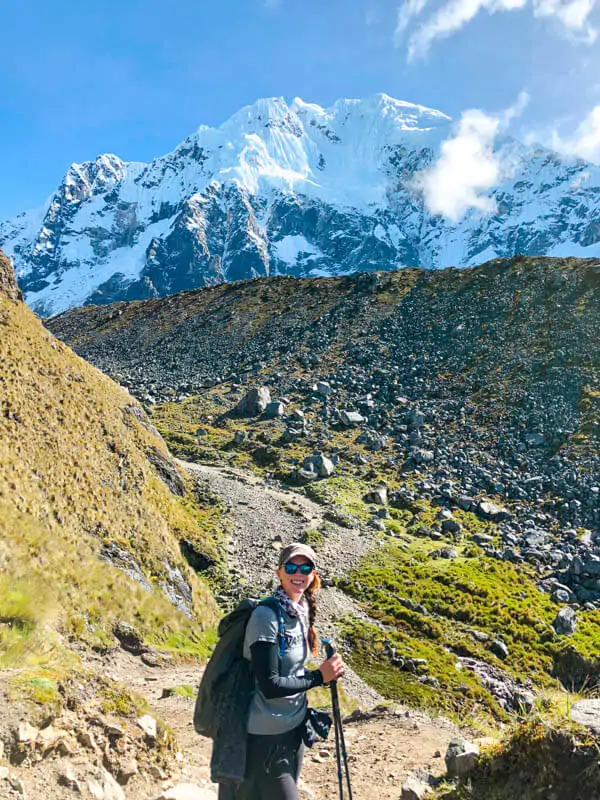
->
[552,106,600,162]
[394,0,431,43]
[533,0,597,40]
[397,0,597,59]
[416,93,529,221]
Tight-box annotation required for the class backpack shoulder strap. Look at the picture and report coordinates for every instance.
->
[259,596,287,659]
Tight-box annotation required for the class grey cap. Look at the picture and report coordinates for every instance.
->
[278,543,317,568]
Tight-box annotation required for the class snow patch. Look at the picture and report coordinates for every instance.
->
[273,235,322,264]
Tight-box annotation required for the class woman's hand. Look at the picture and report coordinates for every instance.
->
[319,653,345,684]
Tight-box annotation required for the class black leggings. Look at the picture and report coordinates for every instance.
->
[242,724,305,800]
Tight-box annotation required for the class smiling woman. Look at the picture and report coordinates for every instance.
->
[230,542,344,800]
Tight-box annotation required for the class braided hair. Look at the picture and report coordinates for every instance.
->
[305,572,321,657]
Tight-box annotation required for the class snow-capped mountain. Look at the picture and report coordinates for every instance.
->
[2,93,600,316]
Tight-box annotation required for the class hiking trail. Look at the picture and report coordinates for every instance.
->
[0,462,469,800]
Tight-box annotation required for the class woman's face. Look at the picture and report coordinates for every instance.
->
[277,555,315,600]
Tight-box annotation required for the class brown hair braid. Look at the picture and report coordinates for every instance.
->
[305,572,321,657]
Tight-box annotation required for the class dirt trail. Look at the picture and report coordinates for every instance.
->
[182,461,381,707]
[81,648,459,800]
[1,464,464,799]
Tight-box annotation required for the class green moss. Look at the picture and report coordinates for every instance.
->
[100,684,150,717]
[304,476,372,523]
[339,537,600,723]
[163,684,196,699]
[302,528,325,549]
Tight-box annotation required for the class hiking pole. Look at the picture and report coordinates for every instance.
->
[322,638,353,800]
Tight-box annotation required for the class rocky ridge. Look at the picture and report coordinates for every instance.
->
[47,257,600,577]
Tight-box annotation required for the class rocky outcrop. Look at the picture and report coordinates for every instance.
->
[0,249,22,301]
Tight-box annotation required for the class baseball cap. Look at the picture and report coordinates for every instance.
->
[278,543,317,568]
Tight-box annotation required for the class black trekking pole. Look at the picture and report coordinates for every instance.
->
[322,638,353,800]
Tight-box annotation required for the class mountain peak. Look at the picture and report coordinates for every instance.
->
[2,92,600,317]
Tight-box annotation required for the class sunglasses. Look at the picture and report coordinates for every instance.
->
[284,562,314,576]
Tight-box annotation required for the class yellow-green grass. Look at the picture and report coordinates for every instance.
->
[436,717,600,799]
[0,295,221,707]
[339,536,600,726]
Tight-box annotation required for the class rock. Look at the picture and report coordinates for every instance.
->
[365,486,388,505]
[156,785,218,800]
[472,533,494,546]
[490,640,509,659]
[145,446,185,496]
[524,432,546,447]
[554,606,577,636]
[340,410,365,426]
[458,495,476,511]
[570,699,600,734]
[136,714,158,738]
[17,722,39,743]
[410,448,434,464]
[303,454,335,478]
[445,737,479,778]
[58,765,83,792]
[87,769,125,800]
[401,775,432,799]
[117,757,138,784]
[265,401,285,418]
[235,386,271,417]
[439,546,459,559]
[233,430,247,445]
[441,519,462,534]
[113,621,146,655]
[478,500,511,521]
[551,588,572,604]
[316,381,332,396]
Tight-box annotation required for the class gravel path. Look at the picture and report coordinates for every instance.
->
[181,461,382,707]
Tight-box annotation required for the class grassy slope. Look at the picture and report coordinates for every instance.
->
[0,291,221,707]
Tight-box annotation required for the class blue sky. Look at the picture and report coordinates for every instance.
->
[1,0,599,220]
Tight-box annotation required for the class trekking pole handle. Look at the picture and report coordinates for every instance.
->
[322,637,336,660]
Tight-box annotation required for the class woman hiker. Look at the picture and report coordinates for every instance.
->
[239,542,345,799]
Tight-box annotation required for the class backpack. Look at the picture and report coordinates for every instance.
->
[193,596,285,740]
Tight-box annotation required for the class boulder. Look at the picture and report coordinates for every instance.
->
[554,606,577,636]
[303,454,335,478]
[87,769,125,800]
[340,410,365,427]
[478,500,511,521]
[401,775,432,799]
[233,430,247,445]
[365,486,388,505]
[442,519,462,534]
[490,640,509,660]
[265,401,285,418]
[570,699,600,734]
[235,387,271,417]
[316,381,333,397]
[445,737,479,778]
[136,714,157,738]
